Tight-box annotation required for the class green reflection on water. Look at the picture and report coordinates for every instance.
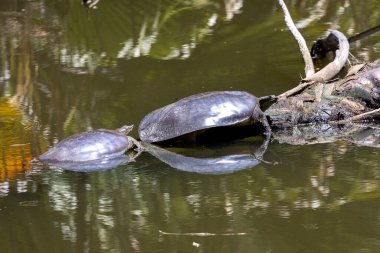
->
[0,0,380,252]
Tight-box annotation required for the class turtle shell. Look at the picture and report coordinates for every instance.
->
[39,129,131,163]
[138,91,261,143]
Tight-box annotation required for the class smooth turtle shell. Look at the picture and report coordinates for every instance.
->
[139,91,261,143]
[39,129,132,163]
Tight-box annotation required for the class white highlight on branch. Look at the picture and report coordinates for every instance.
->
[278,0,315,78]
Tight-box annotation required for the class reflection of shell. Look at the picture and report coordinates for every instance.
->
[43,155,133,172]
[144,136,269,174]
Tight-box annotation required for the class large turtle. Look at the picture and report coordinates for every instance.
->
[39,125,143,163]
[139,91,272,143]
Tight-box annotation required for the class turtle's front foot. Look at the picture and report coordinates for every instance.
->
[129,137,145,152]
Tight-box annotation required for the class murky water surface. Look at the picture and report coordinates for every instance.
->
[1,0,380,252]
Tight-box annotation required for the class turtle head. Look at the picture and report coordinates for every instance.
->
[258,95,277,111]
[116,125,134,135]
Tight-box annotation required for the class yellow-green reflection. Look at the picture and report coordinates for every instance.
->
[0,99,42,183]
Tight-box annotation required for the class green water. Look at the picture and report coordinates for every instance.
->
[0,0,380,252]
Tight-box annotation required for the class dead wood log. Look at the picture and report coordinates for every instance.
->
[277,30,349,100]
[266,0,380,129]
[305,30,349,83]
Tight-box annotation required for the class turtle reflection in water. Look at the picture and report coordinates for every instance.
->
[39,155,138,172]
[144,135,271,174]
[139,91,272,144]
[39,125,143,171]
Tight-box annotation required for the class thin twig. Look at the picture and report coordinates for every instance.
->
[348,23,380,43]
[332,108,380,124]
[278,0,315,78]
[349,52,360,64]
[277,80,314,100]
[159,230,248,236]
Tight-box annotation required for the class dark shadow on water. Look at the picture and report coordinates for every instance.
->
[156,125,266,148]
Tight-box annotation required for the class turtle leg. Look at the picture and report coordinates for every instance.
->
[127,148,144,162]
[250,108,277,165]
[128,137,145,152]
[261,114,271,137]
[252,106,271,137]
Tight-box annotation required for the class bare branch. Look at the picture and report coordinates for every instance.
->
[276,80,314,100]
[332,108,380,124]
[276,30,349,100]
[278,0,315,78]
[348,23,380,43]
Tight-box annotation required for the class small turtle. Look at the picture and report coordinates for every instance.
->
[39,125,143,163]
[139,91,272,143]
